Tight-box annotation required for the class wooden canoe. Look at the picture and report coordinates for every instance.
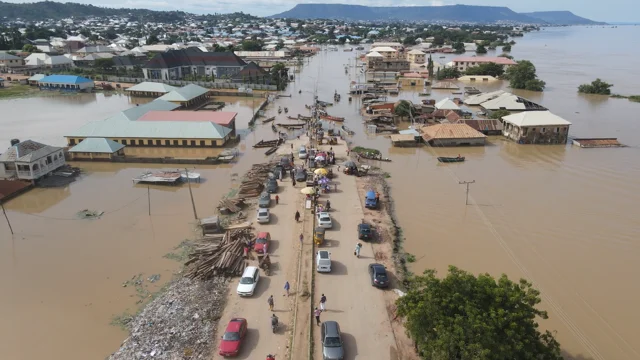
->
[277,123,305,128]
[437,157,465,163]
[265,147,278,155]
[298,114,312,121]
[320,115,345,122]
[262,116,276,123]
[287,116,299,120]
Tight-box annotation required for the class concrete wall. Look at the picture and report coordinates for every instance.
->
[503,124,570,144]
[67,136,229,148]
[110,76,277,90]
[427,137,486,146]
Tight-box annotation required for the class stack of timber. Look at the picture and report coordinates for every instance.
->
[218,198,246,213]
[237,163,275,197]
[184,229,254,279]
[253,139,283,148]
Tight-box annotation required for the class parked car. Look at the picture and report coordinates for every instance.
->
[316,250,332,273]
[265,179,278,193]
[219,318,248,357]
[280,156,293,170]
[254,232,271,254]
[321,321,345,360]
[358,223,372,241]
[368,263,389,288]
[295,168,308,182]
[316,212,332,229]
[256,208,270,223]
[364,190,378,209]
[298,146,308,159]
[237,266,260,296]
[258,192,271,208]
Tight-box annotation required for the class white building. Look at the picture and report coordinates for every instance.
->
[0,140,66,181]
[451,56,517,72]
[369,46,398,60]
[406,49,426,64]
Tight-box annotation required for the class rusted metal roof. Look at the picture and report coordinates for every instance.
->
[421,124,486,141]
[460,119,503,132]
[572,138,624,148]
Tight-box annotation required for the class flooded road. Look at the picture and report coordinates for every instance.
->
[1,26,640,360]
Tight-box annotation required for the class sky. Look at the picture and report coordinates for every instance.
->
[4,0,639,22]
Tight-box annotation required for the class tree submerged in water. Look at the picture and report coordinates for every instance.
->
[504,60,546,92]
[578,79,613,95]
[396,266,563,360]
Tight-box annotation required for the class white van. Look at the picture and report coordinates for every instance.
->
[316,250,332,273]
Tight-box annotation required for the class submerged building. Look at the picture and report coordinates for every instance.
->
[501,111,572,144]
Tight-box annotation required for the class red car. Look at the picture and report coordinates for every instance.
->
[254,232,271,254]
[219,318,248,357]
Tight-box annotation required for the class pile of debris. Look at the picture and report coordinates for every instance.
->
[108,276,228,360]
[237,162,275,197]
[184,228,254,279]
[218,198,246,214]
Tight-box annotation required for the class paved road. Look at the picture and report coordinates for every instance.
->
[313,145,396,360]
[212,173,302,360]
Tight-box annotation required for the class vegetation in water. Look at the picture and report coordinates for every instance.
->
[502,44,512,52]
[351,147,381,155]
[405,253,416,263]
[475,43,488,54]
[396,266,563,360]
[436,67,461,80]
[465,62,505,78]
[393,100,413,117]
[629,95,640,103]
[578,78,613,95]
[504,60,546,92]
[163,239,194,263]
[0,84,39,99]
[488,109,511,119]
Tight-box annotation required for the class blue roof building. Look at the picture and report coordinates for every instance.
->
[38,75,95,91]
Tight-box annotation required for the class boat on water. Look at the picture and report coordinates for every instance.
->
[298,114,312,121]
[218,149,238,162]
[271,123,277,132]
[355,46,364,50]
[320,115,345,122]
[265,147,278,156]
[181,171,202,182]
[263,116,276,123]
[437,156,465,163]
[133,171,182,185]
[287,116,299,120]
[344,47,353,52]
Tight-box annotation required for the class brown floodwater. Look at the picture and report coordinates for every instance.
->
[1,26,640,360]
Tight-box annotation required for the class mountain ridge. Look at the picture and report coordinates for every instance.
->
[270,4,603,25]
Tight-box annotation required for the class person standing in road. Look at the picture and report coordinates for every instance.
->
[314,307,322,326]
[295,211,300,222]
[319,294,327,311]
[284,281,290,297]
[275,195,279,205]
[292,178,296,187]
[354,243,362,258]
[299,233,304,244]
[268,295,274,311]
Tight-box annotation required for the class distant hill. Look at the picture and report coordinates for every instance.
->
[0,1,186,21]
[271,4,541,23]
[522,11,606,25]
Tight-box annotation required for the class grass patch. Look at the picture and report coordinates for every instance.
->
[405,253,416,263]
[0,84,38,99]
[163,239,194,263]
[383,172,391,179]
[110,311,135,330]
[610,94,628,99]
[351,146,381,156]
[629,95,640,103]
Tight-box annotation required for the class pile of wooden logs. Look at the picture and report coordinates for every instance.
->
[218,198,246,213]
[185,229,254,279]
[237,163,276,198]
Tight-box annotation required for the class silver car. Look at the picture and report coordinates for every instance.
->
[321,321,344,360]
[258,192,271,208]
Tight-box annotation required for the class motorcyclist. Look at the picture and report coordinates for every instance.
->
[267,355,276,360]
[326,200,331,210]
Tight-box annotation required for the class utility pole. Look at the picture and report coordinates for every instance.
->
[1,203,14,235]
[147,185,151,216]
[459,180,475,205]
[185,168,198,220]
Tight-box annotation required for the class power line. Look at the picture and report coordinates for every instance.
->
[459,180,475,205]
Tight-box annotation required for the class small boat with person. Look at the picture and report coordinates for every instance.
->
[437,156,465,163]
[320,114,345,122]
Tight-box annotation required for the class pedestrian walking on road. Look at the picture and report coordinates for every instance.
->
[275,195,279,204]
[295,211,300,222]
[268,295,274,311]
[314,307,322,326]
[284,281,290,297]
[299,233,304,244]
[319,294,327,311]
[292,179,296,187]
[354,243,362,258]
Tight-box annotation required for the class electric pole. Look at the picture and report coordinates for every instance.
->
[185,168,198,220]
[459,180,475,205]
[1,203,14,235]
[147,185,151,216]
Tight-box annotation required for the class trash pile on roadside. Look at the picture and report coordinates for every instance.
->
[185,228,253,279]
[108,276,228,360]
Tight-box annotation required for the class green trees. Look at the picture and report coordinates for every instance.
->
[427,55,434,78]
[465,62,504,77]
[403,36,416,45]
[489,109,511,119]
[146,35,159,45]
[504,60,546,92]
[94,58,115,71]
[453,42,465,54]
[270,62,289,90]
[396,266,563,360]
[22,44,41,53]
[502,44,512,52]
[436,67,461,80]
[476,44,487,54]
[578,79,613,95]
[241,40,263,51]
[394,100,413,117]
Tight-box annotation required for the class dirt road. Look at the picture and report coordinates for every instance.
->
[311,141,398,359]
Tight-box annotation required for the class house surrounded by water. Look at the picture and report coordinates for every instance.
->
[0,140,66,181]
[142,48,247,80]
[501,111,572,144]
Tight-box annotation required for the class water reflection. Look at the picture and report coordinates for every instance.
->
[5,186,71,213]
[499,140,567,169]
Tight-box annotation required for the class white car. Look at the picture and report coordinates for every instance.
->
[316,212,332,229]
[316,250,332,273]
[237,266,260,296]
[256,208,270,223]
[298,146,308,159]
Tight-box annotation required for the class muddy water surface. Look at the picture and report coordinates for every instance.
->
[1,26,640,360]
